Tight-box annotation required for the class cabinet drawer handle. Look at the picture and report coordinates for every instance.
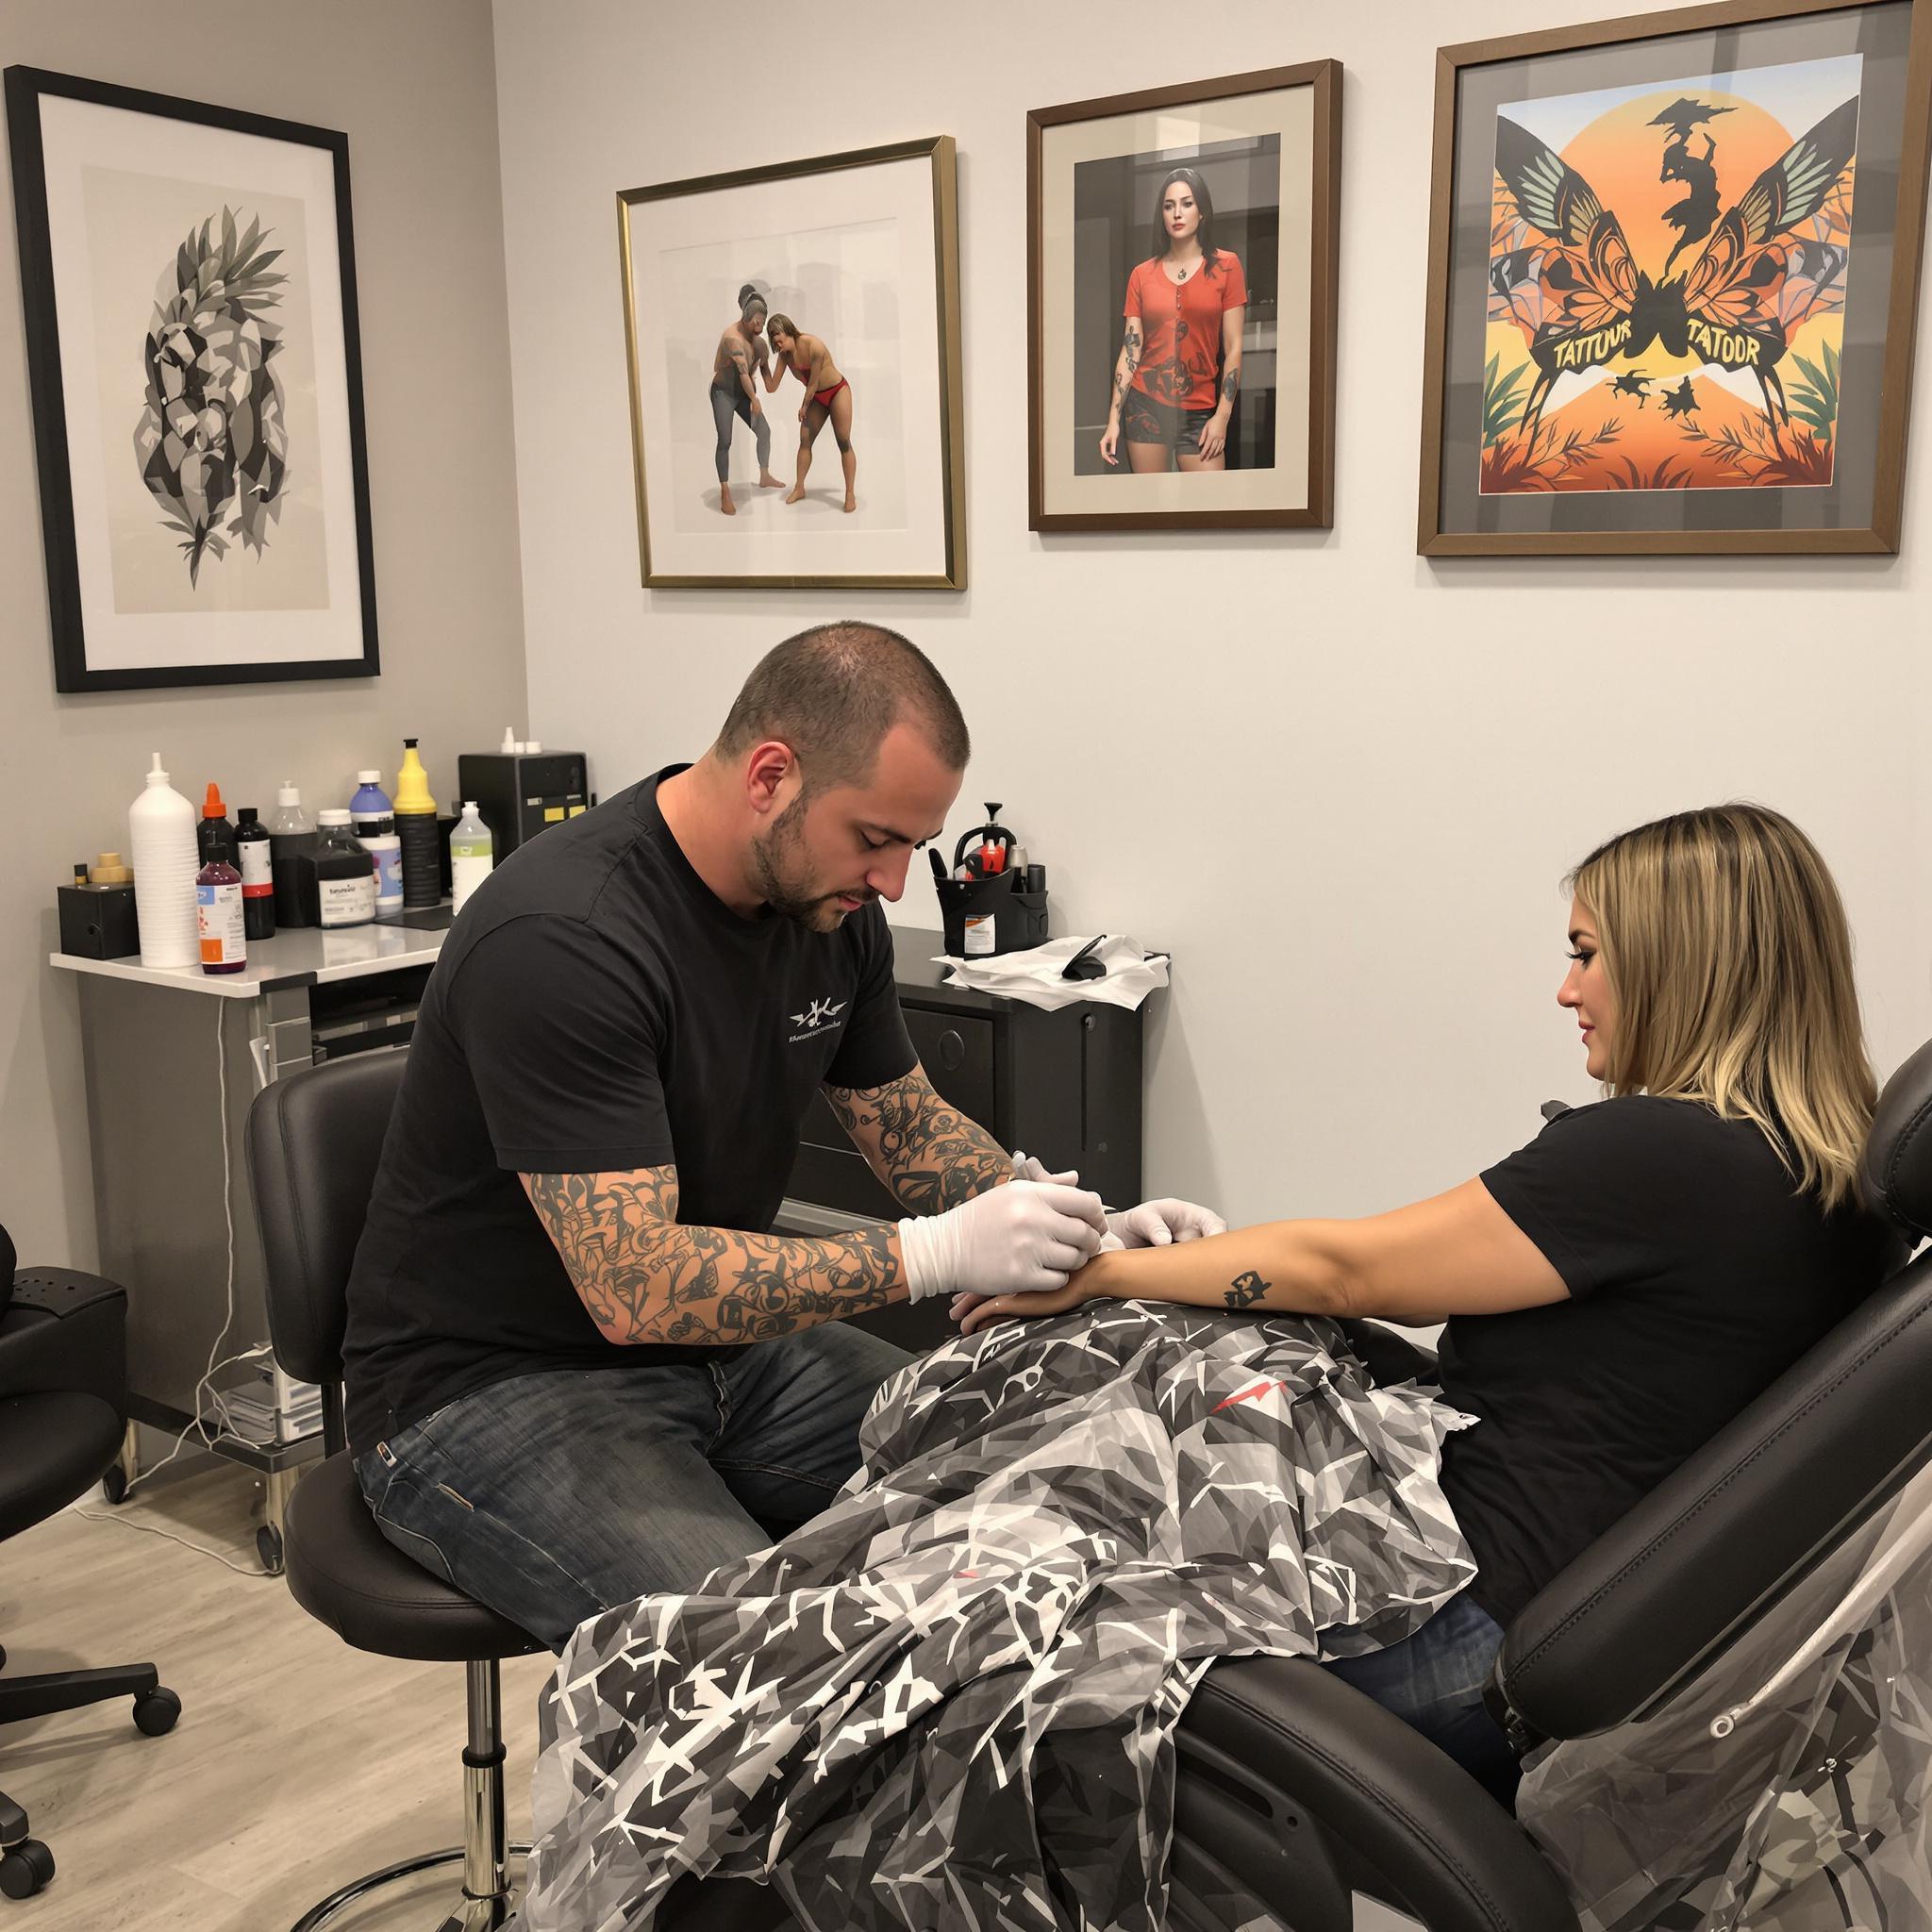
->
[936,1028,966,1071]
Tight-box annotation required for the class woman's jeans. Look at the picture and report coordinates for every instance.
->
[1323,1589,1522,1806]
[355,1321,909,1651]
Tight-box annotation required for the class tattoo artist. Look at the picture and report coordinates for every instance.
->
[341,621,1224,1648]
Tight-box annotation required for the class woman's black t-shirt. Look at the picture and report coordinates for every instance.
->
[1441,1095,1901,1627]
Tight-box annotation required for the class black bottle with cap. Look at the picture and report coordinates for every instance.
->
[234,807,276,941]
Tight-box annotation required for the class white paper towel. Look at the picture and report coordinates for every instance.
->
[934,936,1170,1012]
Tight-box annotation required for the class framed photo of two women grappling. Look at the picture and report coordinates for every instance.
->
[1026,62,1341,532]
[1418,0,1932,557]
[618,136,965,589]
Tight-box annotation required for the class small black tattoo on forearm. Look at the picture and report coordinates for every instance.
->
[1221,367,1239,404]
[1225,1270,1270,1311]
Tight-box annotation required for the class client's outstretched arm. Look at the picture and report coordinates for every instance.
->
[957,1177,1567,1334]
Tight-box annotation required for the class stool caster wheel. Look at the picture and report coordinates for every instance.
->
[0,1840,54,1900]
[257,1524,284,1575]
[133,1687,181,1738]
[102,1466,128,1506]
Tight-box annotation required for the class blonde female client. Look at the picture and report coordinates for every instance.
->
[958,806,1900,1802]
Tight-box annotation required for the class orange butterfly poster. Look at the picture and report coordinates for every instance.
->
[1484,57,1859,494]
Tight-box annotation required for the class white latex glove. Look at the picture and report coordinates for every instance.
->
[898,1179,1108,1302]
[949,1230,1124,1327]
[1105,1198,1230,1247]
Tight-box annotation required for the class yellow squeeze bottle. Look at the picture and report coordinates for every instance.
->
[394,737,441,908]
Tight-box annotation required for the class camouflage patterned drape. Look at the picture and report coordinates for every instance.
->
[520,1303,1477,1932]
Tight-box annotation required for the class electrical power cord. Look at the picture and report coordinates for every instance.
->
[73,1001,291,1578]
[66,1497,276,1580]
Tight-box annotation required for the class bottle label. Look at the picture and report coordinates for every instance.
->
[451,851,492,912]
[371,843,404,903]
[239,841,273,898]
[318,873,377,927]
[963,912,996,957]
[197,881,246,964]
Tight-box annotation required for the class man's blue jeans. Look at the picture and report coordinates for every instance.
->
[1322,1589,1522,1805]
[355,1322,910,1650]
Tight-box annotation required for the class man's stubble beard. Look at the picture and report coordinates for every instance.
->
[750,791,844,931]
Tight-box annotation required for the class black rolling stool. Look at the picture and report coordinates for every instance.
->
[247,1053,544,1932]
[0,1227,181,1903]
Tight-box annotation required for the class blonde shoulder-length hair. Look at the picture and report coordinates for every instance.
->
[1569,804,1875,1212]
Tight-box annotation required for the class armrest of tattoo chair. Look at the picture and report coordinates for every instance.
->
[1170,1657,1579,1932]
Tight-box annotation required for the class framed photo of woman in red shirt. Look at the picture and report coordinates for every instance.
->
[1027,63,1341,532]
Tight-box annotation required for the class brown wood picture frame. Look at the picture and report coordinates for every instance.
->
[1027,61,1341,533]
[1417,0,1932,557]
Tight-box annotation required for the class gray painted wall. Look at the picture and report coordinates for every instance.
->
[494,0,1932,1233]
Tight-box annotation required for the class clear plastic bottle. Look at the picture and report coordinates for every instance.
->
[450,801,494,916]
[268,782,317,929]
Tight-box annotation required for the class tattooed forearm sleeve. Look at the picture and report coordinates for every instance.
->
[1220,363,1241,406]
[523,1166,903,1346]
[824,1065,1011,1214]
[1109,319,1143,418]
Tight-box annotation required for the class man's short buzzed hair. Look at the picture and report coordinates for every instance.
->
[716,622,970,792]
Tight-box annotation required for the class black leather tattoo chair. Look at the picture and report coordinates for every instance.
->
[665,1039,1932,1931]
[1158,1038,1932,1931]
[0,1227,181,1903]
[247,1053,543,1931]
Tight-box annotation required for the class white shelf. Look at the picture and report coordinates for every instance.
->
[50,911,452,998]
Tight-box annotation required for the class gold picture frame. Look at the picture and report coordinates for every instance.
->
[618,136,966,590]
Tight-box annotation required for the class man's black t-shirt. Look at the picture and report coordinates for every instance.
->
[341,768,918,1457]
[1441,1095,1901,1628]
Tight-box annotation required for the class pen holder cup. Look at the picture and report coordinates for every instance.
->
[937,874,1049,959]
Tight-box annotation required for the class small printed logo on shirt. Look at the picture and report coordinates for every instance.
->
[789,996,847,1043]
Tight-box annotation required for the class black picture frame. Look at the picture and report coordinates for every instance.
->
[5,65,378,691]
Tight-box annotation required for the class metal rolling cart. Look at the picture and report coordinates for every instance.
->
[50,918,451,1571]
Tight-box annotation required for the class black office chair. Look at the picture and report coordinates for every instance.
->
[0,1227,181,1903]
[247,1055,542,1932]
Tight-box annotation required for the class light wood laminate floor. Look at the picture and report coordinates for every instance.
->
[0,1457,553,1931]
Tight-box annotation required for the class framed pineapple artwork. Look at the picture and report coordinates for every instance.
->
[5,65,379,690]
